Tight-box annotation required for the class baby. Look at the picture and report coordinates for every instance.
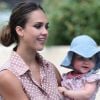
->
[58,35,100,100]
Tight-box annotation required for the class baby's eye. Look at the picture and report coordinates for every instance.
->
[89,57,92,60]
[79,57,84,60]
[76,56,84,60]
[89,57,95,61]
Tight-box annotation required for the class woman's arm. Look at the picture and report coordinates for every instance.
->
[58,82,97,100]
[52,65,62,86]
[0,70,28,100]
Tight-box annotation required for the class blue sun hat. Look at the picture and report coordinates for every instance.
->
[61,35,100,69]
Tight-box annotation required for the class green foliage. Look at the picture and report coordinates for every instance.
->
[0,2,10,11]
[42,0,100,45]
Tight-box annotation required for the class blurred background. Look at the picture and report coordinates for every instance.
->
[0,0,100,99]
[0,0,100,46]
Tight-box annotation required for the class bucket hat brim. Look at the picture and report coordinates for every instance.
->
[61,47,100,69]
[61,35,100,69]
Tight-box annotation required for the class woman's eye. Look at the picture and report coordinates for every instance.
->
[45,23,49,29]
[34,24,42,29]
[33,23,49,30]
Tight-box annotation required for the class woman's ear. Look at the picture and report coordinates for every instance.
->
[15,26,24,37]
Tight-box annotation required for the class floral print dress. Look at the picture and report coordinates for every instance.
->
[61,70,100,100]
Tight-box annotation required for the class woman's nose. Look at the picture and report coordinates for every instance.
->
[42,27,48,35]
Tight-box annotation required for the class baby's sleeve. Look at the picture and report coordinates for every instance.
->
[86,69,100,84]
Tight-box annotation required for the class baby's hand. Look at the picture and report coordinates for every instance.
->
[58,86,67,94]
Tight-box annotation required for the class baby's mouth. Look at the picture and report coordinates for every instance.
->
[82,66,89,69]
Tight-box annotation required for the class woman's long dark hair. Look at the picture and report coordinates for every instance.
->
[0,1,44,46]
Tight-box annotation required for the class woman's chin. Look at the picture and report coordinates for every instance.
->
[37,46,44,51]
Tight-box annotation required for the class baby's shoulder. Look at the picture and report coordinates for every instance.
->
[95,69,100,74]
[85,69,100,82]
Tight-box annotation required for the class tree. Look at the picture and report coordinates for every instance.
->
[0,0,42,9]
[43,0,100,45]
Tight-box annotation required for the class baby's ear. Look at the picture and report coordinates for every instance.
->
[15,26,24,37]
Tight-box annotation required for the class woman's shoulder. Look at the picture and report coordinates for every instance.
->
[0,70,19,88]
[0,70,20,94]
[38,54,62,85]
[43,60,62,86]
[0,70,28,100]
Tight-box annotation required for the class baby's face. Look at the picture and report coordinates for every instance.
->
[72,54,96,74]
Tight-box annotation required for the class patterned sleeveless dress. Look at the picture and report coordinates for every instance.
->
[0,51,63,100]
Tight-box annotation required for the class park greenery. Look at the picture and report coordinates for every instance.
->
[42,0,100,46]
[0,0,100,46]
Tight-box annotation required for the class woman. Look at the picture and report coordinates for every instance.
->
[0,1,63,100]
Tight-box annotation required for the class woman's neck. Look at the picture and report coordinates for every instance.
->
[16,46,37,67]
[16,45,41,84]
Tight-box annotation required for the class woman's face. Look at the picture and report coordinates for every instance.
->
[72,54,96,74]
[17,9,48,51]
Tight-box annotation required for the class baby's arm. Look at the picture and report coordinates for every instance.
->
[58,81,97,100]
